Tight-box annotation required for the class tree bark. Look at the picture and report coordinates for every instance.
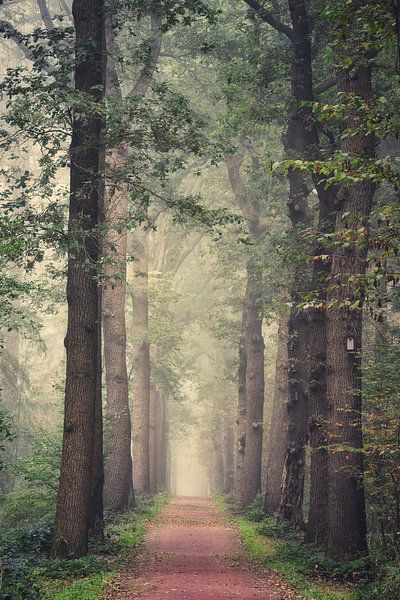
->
[240,264,265,507]
[102,12,162,509]
[244,0,313,526]
[276,0,316,528]
[149,383,163,493]
[325,34,375,560]
[306,187,336,545]
[223,408,235,494]
[102,158,134,509]
[0,330,20,493]
[212,418,225,493]
[225,150,265,508]
[156,390,166,491]
[235,302,248,498]
[277,302,308,527]
[131,230,151,495]
[264,312,289,513]
[52,0,104,558]
[89,330,104,537]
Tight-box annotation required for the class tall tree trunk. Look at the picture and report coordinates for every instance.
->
[223,413,235,494]
[277,0,315,527]
[278,301,308,527]
[155,389,166,491]
[235,303,247,498]
[149,383,162,493]
[131,230,151,495]
[164,395,171,493]
[212,418,224,493]
[325,28,375,560]
[89,330,104,537]
[239,264,265,507]
[306,187,336,545]
[102,165,134,509]
[264,312,289,513]
[52,0,104,558]
[395,0,400,72]
[102,16,133,512]
[0,330,20,493]
[102,12,161,509]
[225,150,265,508]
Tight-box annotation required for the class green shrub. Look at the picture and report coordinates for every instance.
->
[258,517,299,541]
[48,572,113,600]
[243,494,265,522]
[13,428,61,493]
[34,556,110,581]
[0,561,43,600]
[0,488,55,529]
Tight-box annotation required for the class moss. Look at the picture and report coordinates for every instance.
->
[237,517,351,600]
[48,572,114,600]
[38,493,169,600]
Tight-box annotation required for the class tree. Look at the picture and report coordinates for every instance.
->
[102,7,163,506]
[324,2,376,560]
[226,148,265,507]
[52,0,105,558]
[131,228,151,494]
[264,311,289,513]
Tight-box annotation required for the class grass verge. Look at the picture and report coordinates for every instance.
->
[0,493,169,600]
[45,493,169,600]
[216,495,375,600]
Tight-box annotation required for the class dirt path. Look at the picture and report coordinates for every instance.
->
[104,496,302,599]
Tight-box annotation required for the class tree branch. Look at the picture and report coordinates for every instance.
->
[37,0,54,30]
[315,77,336,96]
[130,13,163,97]
[59,0,73,22]
[172,233,204,274]
[0,20,35,61]
[243,0,294,40]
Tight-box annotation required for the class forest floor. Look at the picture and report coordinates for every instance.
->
[102,496,302,599]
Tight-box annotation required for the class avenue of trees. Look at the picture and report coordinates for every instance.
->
[0,0,399,597]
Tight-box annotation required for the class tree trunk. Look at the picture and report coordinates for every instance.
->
[101,16,134,512]
[131,230,151,495]
[325,39,375,560]
[160,391,169,491]
[264,313,289,513]
[212,418,224,493]
[278,0,314,527]
[52,0,104,558]
[102,175,134,510]
[239,265,265,507]
[306,187,336,545]
[149,383,162,493]
[225,151,265,508]
[277,303,308,527]
[156,390,166,491]
[89,334,104,537]
[223,411,235,494]
[162,396,171,493]
[0,330,20,493]
[235,303,247,498]
[395,0,400,72]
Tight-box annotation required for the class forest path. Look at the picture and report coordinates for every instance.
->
[104,496,302,600]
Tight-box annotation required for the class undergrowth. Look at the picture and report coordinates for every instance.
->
[0,492,169,600]
[218,495,400,600]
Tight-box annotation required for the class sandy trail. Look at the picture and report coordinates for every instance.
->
[104,496,302,599]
